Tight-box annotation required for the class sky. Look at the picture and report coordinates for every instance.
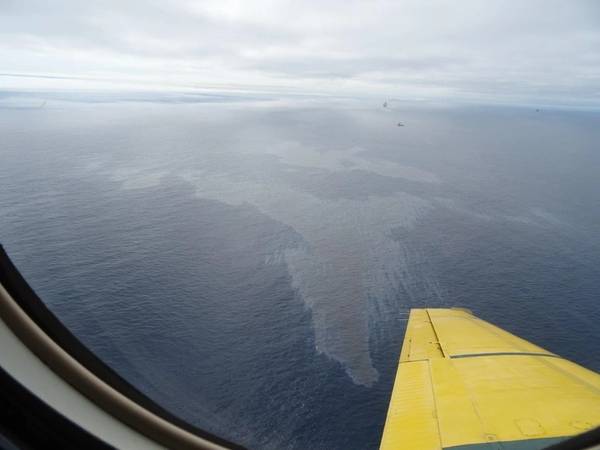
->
[1,0,599,106]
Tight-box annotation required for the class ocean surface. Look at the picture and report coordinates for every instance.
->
[1,92,599,449]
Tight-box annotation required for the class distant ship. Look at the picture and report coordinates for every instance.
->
[1,245,599,449]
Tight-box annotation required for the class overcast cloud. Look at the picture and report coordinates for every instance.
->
[1,0,599,106]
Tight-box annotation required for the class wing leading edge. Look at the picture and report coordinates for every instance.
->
[380,308,600,450]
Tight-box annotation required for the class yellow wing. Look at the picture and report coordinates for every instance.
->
[380,308,600,450]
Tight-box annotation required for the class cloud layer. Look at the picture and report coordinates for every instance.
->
[1,0,599,106]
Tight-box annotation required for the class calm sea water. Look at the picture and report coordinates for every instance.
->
[1,93,599,449]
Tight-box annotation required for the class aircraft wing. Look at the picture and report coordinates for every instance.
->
[380,308,600,450]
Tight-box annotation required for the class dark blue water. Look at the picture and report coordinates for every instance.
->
[1,94,599,449]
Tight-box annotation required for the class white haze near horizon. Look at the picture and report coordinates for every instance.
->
[1,0,600,107]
